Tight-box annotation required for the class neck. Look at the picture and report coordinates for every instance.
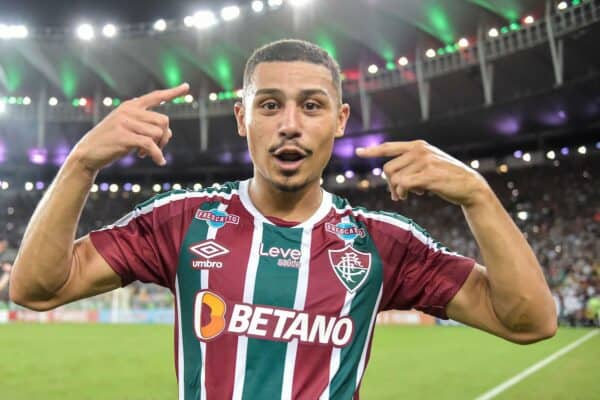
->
[248,175,323,223]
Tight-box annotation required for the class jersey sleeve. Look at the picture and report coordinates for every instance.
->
[368,213,475,319]
[89,191,200,290]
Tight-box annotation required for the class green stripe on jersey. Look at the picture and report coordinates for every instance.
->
[176,201,220,400]
[328,215,383,399]
[242,223,303,400]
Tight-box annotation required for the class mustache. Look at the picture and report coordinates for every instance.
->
[268,139,313,155]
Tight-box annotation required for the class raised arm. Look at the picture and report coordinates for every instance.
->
[9,84,189,311]
[356,140,557,344]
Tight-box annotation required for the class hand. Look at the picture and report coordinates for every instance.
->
[70,83,190,171]
[356,140,490,207]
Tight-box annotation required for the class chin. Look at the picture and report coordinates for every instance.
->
[270,174,312,193]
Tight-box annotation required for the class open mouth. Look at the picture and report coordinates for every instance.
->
[272,146,308,171]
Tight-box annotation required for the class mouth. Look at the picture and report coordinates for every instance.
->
[272,146,308,172]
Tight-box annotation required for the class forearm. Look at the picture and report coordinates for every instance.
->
[462,186,556,333]
[10,152,97,302]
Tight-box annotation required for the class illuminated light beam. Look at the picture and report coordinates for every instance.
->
[466,0,521,22]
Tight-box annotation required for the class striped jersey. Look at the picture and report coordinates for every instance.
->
[90,179,474,400]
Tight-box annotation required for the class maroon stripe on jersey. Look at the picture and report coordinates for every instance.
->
[203,198,255,398]
[291,221,349,399]
[355,214,475,318]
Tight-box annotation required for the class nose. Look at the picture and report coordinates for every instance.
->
[278,101,302,139]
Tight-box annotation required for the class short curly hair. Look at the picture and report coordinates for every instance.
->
[243,39,342,103]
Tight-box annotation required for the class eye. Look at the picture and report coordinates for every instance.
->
[304,101,321,111]
[261,101,279,110]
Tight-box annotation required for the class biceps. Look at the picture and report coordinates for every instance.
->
[445,264,534,344]
[39,235,123,310]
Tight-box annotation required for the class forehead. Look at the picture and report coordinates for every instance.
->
[248,61,336,97]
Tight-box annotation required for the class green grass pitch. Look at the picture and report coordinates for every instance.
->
[0,324,597,399]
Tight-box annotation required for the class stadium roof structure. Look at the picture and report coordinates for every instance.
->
[0,0,599,180]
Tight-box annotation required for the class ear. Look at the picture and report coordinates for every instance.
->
[334,103,350,138]
[234,102,247,137]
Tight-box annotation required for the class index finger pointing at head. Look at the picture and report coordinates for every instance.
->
[355,141,411,158]
[136,83,190,109]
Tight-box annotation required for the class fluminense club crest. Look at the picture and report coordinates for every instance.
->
[328,245,371,293]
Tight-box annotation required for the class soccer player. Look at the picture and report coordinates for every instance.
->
[10,39,556,399]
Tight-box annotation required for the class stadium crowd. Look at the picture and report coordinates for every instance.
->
[1,156,598,326]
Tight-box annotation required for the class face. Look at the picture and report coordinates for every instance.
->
[234,61,350,192]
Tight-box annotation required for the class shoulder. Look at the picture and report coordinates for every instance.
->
[328,192,447,251]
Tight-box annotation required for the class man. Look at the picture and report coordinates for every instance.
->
[10,39,556,399]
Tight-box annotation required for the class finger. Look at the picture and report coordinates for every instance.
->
[158,128,172,150]
[355,141,413,158]
[382,152,418,178]
[122,118,164,143]
[389,161,426,200]
[135,83,190,109]
[132,135,166,166]
[129,109,170,131]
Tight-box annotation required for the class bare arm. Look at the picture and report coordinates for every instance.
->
[357,140,557,343]
[10,83,190,311]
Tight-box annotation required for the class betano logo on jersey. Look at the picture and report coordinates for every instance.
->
[189,240,229,269]
[325,222,366,241]
[328,245,371,293]
[195,209,240,229]
[194,290,354,347]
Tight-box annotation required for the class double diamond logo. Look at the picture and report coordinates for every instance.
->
[190,240,229,259]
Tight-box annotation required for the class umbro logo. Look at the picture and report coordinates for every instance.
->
[189,240,229,269]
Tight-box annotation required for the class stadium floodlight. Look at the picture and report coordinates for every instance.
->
[193,11,217,29]
[546,150,556,160]
[344,170,355,179]
[183,16,195,27]
[458,38,469,48]
[152,184,161,192]
[79,97,88,107]
[522,152,531,162]
[557,1,568,10]
[103,97,113,107]
[1,181,8,190]
[76,23,95,41]
[172,183,182,190]
[513,150,523,158]
[0,100,5,114]
[109,184,119,193]
[371,167,382,176]
[23,96,31,105]
[268,0,283,8]
[488,28,499,38]
[560,147,569,155]
[251,1,265,12]
[48,97,58,106]
[367,64,378,74]
[498,164,508,173]
[470,160,480,169]
[236,89,244,98]
[208,92,218,101]
[335,174,345,184]
[131,184,141,193]
[184,94,194,103]
[90,184,98,193]
[517,211,528,221]
[221,6,241,21]
[25,182,33,191]
[153,19,167,31]
[397,56,408,66]
[289,0,312,7]
[193,183,203,190]
[596,142,600,150]
[577,145,587,155]
[425,48,436,58]
[0,24,28,39]
[102,23,117,38]
[524,15,535,24]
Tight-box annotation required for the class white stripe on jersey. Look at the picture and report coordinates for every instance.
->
[281,224,313,400]
[333,205,458,256]
[175,277,185,400]
[320,290,355,400]
[232,220,263,400]
[355,285,383,390]
[98,188,238,230]
[199,202,230,399]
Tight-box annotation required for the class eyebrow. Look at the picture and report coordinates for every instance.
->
[253,88,331,99]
